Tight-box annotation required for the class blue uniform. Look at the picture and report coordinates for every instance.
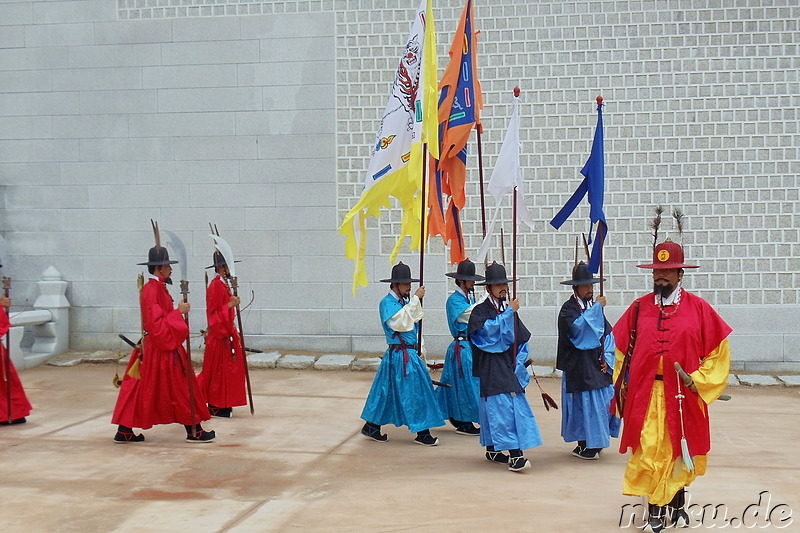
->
[360,293,444,433]
[435,289,481,423]
[559,300,621,449]
[469,299,543,452]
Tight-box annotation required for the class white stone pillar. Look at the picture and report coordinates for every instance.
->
[30,266,70,362]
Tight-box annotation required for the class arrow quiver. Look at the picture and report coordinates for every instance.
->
[125,274,146,380]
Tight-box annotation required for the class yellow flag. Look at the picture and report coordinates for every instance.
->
[339,0,438,295]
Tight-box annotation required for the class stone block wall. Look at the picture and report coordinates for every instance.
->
[1,0,798,371]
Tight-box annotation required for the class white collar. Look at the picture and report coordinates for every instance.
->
[573,293,593,311]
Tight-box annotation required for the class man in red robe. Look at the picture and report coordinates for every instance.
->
[198,251,245,418]
[111,235,215,443]
[1,294,33,425]
[612,239,731,532]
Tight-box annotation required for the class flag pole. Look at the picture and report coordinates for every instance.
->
[417,142,428,352]
[595,95,604,297]
[511,87,520,299]
[476,123,488,241]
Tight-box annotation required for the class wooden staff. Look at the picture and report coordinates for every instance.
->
[230,276,254,415]
[417,143,428,352]
[3,277,11,423]
[476,123,488,241]
[179,280,196,438]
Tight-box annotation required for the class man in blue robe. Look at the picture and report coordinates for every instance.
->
[556,262,620,459]
[469,262,543,472]
[360,262,444,446]
[435,259,484,436]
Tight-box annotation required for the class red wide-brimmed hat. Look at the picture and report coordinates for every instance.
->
[637,239,699,269]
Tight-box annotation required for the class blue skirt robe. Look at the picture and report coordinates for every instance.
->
[560,303,621,449]
[361,293,444,434]
[435,290,480,423]
[471,307,543,452]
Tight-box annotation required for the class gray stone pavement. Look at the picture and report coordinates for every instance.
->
[1,361,798,532]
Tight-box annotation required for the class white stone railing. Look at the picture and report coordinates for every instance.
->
[6,266,70,370]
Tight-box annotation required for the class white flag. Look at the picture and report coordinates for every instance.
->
[476,93,534,262]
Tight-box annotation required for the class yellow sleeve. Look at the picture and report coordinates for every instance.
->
[612,346,626,384]
[691,337,731,404]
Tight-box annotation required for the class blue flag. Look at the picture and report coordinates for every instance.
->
[550,101,607,273]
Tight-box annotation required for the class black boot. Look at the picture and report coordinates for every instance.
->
[360,421,388,442]
[485,445,509,464]
[572,440,586,457]
[644,504,665,533]
[113,425,144,443]
[414,429,439,446]
[507,448,531,472]
[184,424,215,443]
[208,404,232,418]
[668,488,689,528]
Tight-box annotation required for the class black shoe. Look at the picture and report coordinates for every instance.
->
[508,456,532,472]
[485,450,509,464]
[643,517,665,533]
[576,447,601,460]
[414,433,439,446]
[209,406,232,419]
[670,508,689,528]
[114,430,145,443]
[186,428,216,443]
[571,445,584,457]
[645,504,666,533]
[361,422,388,442]
[455,423,480,436]
[0,417,26,425]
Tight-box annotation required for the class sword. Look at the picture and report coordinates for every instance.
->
[163,229,197,437]
[211,232,255,415]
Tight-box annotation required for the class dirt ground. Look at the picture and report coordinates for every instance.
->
[1,364,798,532]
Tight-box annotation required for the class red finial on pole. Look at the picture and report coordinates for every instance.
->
[513,86,520,97]
[596,95,604,106]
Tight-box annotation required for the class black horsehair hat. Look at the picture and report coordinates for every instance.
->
[380,262,420,283]
[560,261,605,286]
[137,220,178,266]
[479,262,516,285]
[445,259,485,281]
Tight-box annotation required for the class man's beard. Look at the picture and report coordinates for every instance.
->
[164,277,173,285]
[653,282,674,299]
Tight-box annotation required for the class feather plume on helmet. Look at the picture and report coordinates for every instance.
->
[137,219,178,266]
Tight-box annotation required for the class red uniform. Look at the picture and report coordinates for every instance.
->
[0,306,33,422]
[198,274,246,410]
[612,289,731,505]
[111,275,209,429]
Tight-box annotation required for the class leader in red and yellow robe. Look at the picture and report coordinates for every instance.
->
[612,288,731,506]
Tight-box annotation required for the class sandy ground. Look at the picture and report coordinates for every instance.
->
[0,364,798,533]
